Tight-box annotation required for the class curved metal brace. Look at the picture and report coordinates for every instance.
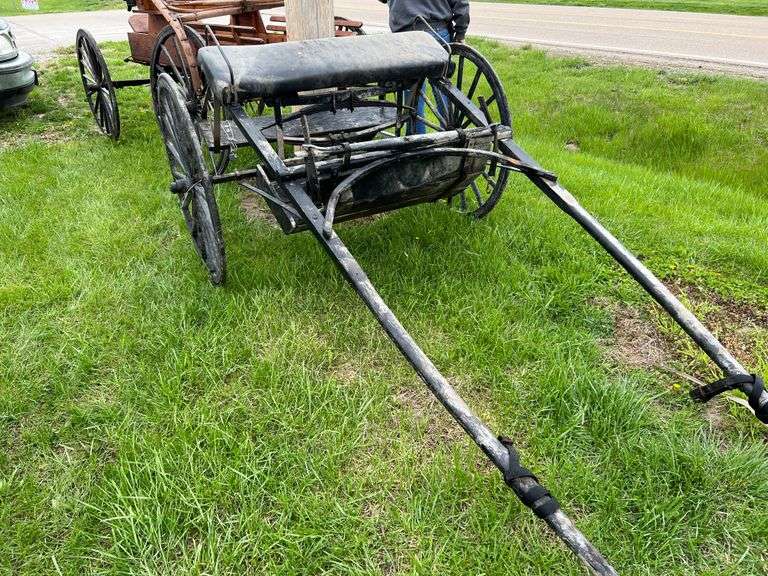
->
[321,147,555,238]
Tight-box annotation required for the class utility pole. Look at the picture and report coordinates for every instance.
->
[284,0,335,41]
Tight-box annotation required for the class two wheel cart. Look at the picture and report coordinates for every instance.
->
[77,13,766,576]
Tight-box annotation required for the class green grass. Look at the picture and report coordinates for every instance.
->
[490,0,768,17]
[0,0,119,16]
[1,41,767,575]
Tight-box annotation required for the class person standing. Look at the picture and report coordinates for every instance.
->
[378,0,471,134]
[378,0,470,44]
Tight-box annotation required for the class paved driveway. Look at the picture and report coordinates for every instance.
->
[5,2,768,77]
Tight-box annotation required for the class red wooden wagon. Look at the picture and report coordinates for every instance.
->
[75,0,363,143]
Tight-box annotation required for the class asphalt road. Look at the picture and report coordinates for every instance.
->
[4,2,768,77]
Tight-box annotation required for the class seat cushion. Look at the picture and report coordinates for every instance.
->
[197,31,449,101]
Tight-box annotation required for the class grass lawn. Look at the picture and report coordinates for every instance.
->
[1,40,767,575]
[490,0,768,17]
[0,0,119,16]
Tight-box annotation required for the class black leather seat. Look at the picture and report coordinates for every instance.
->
[197,31,449,102]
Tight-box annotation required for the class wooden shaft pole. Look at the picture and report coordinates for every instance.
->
[284,0,335,41]
[283,0,335,118]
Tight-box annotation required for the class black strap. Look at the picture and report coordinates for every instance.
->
[341,143,353,171]
[489,124,500,177]
[748,375,768,424]
[454,128,468,149]
[690,374,768,424]
[498,436,560,519]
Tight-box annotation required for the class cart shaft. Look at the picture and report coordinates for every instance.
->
[516,163,768,411]
[439,79,767,412]
[279,179,619,576]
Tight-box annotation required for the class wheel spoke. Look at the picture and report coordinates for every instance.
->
[168,157,187,182]
[159,106,186,168]
[81,66,98,91]
[478,96,492,125]
[90,50,104,84]
[481,171,497,189]
[453,108,465,130]
[102,101,114,133]
[466,68,482,102]
[99,93,109,130]
[470,181,484,207]
[79,47,97,83]
[423,86,447,129]
[85,88,98,110]
[172,36,191,93]
[94,91,103,125]
[172,35,196,103]
[160,104,183,150]
[173,35,188,75]
[165,135,187,174]
[83,47,98,78]
[160,44,186,90]
[414,114,443,132]
[181,192,194,224]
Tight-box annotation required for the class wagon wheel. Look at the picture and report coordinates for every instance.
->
[76,29,120,140]
[155,73,226,285]
[423,43,511,218]
[150,25,232,175]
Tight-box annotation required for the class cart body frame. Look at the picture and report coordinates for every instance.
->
[155,29,768,576]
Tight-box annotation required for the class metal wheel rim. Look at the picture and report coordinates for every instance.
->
[150,25,231,174]
[423,42,511,218]
[76,29,120,140]
[156,73,226,285]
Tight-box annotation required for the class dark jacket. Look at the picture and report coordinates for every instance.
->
[378,0,470,41]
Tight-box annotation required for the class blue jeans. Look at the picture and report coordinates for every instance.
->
[406,27,451,135]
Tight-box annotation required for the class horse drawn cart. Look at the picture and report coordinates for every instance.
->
[75,0,363,144]
[146,28,766,574]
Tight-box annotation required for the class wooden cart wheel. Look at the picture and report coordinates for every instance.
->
[424,43,512,219]
[150,25,231,174]
[76,29,120,140]
[155,73,226,285]
[149,24,204,116]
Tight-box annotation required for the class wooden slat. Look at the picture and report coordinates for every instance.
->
[335,18,362,27]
